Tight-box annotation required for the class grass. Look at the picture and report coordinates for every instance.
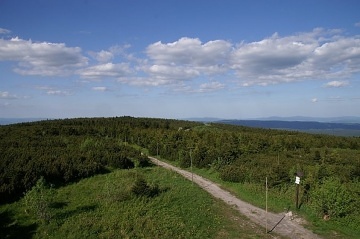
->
[0,167,282,239]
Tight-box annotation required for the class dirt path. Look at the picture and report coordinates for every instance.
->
[149,156,322,239]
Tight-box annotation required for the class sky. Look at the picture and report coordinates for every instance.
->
[1,0,360,119]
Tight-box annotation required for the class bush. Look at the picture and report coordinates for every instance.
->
[137,155,152,168]
[110,156,134,169]
[179,156,191,168]
[131,178,160,198]
[310,177,356,219]
[219,165,247,183]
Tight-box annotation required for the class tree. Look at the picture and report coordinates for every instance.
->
[23,177,55,224]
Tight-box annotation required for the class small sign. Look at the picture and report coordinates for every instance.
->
[295,176,300,184]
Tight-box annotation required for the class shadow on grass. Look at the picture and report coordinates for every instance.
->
[53,203,98,221]
[0,210,37,239]
[50,201,69,209]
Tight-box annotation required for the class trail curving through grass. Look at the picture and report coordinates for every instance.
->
[149,156,322,239]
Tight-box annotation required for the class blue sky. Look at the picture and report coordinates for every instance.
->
[1,0,360,119]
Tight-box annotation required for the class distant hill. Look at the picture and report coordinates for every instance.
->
[250,116,360,124]
[3,117,360,136]
[182,117,223,122]
[184,116,360,124]
[0,118,48,125]
[218,119,360,136]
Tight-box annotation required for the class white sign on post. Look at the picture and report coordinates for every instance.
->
[295,176,300,184]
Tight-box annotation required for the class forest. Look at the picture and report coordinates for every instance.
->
[1,116,360,235]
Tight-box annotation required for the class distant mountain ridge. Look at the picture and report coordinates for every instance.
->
[0,118,48,125]
[177,116,360,136]
[249,116,360,124]
[218,119,360,130]
[185,116,360,124]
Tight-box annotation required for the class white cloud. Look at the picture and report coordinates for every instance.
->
[355,22,360,27]
[311,98,318,103]
[78,62,131,79]
[90,50,113,63]
[109,44,132,56]
[231,33,317,85]
[0,37,88,76]
[141,38,231,86]
[228,29,360,86]
[323,80,349,88]
[145,64,200,82]
[88,44,133,63]
[0,91,18,99]
[147,37,231,66]
[312,37,360,75]
[0,28,11,34]
[2,28,360,93]
[35,86,72,96]
[137,29,360,88]
[46,90,72,96]
[170,81,225,94]
[76,44,137,80]
[118,76,170,87]
[198,81,225,92]
[92,86,108,92]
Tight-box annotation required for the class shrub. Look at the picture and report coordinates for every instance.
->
[137,155,152,168]
[23,177,55,224]
[110,156,134,169]
[131,178,160,198]
[219,165,247,183]
[179,155,191,168]
[310,177,356,219]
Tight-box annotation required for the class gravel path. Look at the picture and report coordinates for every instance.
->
[149,156,322,239]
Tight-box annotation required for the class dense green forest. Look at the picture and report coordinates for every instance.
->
[1,116,360,236]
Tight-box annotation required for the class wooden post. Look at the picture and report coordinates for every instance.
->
[266,177,268,234]
[296,183,299,209]
[190,148,193,183]
[294,174,301,209]
[157,142,159,156]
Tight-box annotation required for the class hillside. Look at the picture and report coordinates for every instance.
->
[1,167,276,239]
[1,117,360,238]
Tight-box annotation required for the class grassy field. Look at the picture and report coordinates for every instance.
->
[0,166,283,239]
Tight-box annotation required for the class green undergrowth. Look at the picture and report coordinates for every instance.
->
[1,167,280,239]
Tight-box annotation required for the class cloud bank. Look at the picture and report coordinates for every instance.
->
[1,28,360,91]
[0,37,88,76]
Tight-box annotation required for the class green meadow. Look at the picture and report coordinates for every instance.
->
[1,167,279,239]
